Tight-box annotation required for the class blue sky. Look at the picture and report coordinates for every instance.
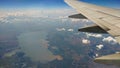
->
[0,0,120,9]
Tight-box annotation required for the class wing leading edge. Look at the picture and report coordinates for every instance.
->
[65,0,120,66]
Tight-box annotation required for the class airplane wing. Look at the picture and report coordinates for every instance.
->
[64,0,120,66]
[65,0,120,65]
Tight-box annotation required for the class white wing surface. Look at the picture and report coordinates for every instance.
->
[65,0,120,43]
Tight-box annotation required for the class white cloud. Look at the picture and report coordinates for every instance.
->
[59,16,68,19]
[116,52,120,54]
[0,17,9,23]
[82,39,90,44]
[71,19,81,22]
[96,44,104,50]
[95,54,99,57]
[102,36,117,44]
[56,28,66,31]
[68,29,74,32]
[0,8,76,19]
[86,33,102,38]
[61,19,68,22]
[81,19,90,23]
[70,18,90,22]
[0,8,77,24]
[59,16,68,22]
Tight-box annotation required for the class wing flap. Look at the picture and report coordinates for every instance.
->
[69,13,87,19]
[78,24,108,33]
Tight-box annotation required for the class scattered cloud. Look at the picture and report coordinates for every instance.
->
[86,33,103,38]
[96,44,104,50]
[71,19,81,22]
[59,16,68,19]
[102,36,117,44]
[82,38,90,44]
[81,19,90,23]
[68,29,74,32]
[116,52,120,54]
[95,54,99,57]
[70,19,90,23]
[56,28,66,31]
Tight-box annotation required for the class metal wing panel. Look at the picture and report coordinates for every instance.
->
[94,53,120,66]
[65,0,120,43]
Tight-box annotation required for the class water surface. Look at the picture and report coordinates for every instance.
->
[18,31,56,63]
